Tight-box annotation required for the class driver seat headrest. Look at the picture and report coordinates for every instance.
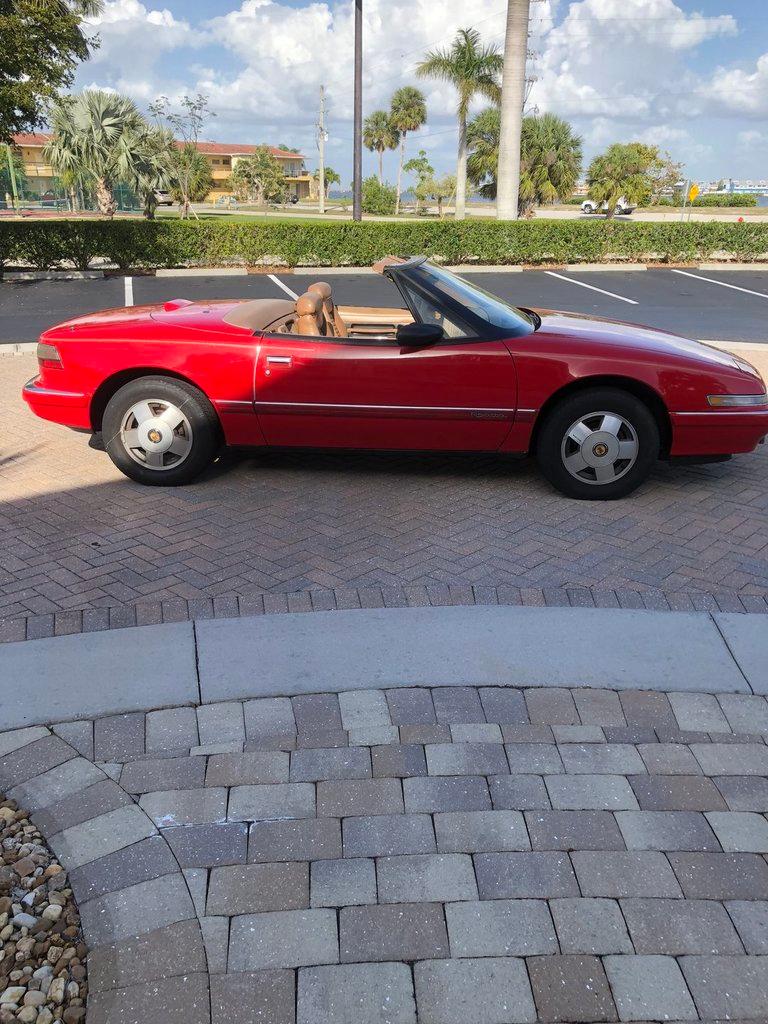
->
[308,280,348,338]
[295,291,325,335]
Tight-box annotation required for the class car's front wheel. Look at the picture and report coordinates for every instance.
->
[535,387,660,500]
[102,376,221,486]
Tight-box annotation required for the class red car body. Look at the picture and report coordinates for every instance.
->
[22,257,768,490]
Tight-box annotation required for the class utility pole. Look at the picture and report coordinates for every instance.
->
[496,0,531,220]
[317,84,327,215]
[352,0,363,221]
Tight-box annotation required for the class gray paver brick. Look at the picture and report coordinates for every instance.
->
[414,957,535,1024]
[426,742,509,776]
[292,693,342,730]
[338,689,390,729]
[571,851,682,898]
[525,688,578,726]
[638,742,702,775]
[667,852,768,900]
[604,954,697,1021]
[80,872,195,946]
[120,756,206,794]
[49,803,156,869]
[211,970,295,1024]
[139,787,228,827]
[86,972,210,1024]
[207,862,308,915]
[691,742,768,776]
[52,719,94,759]
[311,858,377,907]
[527,954,617,1023]
[573,690,625,727]
[432,687,485,724]
[87,918,206,993]
[527,810,626,851]
[616,810,720,851]
[205,751,289,786]
[478,687,529,724]
[8,756,103,813]
[0,725,50,758]
[716,775,768,811]
[680,955,768,1020]
[290,746,371,782]
[32,778,131,836]
[502,725,554,744]
[434,810,529,853]
[340,902,449,962]
[377,854,478,903]
[145,707,199,752]
[0,734,73,790]
[371,743,427,778]
[164,822,249,867]
[298,963,416,1024]
[552,725,605,743]
[249,818,342,862]
[629,774,727,811]
[474,851,578,899]
[620,691,677,729]
[621,897,743,954]
[343,813,435,857]
[93,713,145,761]
[504,744,563,774]
[229,908,339,970]
[399,724,451,745]
[296,727,349,748]
[446,899,557,957]
[669,692,731,733]
[546,774,638,810]
[559,743,645,775]
[726,900,768,953]
[403,775,490,812]
[200,915,229,974]
[386,688,436,725]
[550,897,633,954]
[184,867,207,916]
[449,723,503,743]
[229,782,316,821]
[197,702,245,745]
[705,810,768,852]
[348,725,399,746]
[717,694,768,735]
[67,834,178,903]
[489,775,551,810]
[243,696,296,742]
[316,778,403,817]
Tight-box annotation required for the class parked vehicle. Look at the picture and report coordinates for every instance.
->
[153,189,173,206]
[214,194,238,208]
[23,256,768,499]
[582,197,635,215]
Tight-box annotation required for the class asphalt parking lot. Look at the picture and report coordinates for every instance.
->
[1,265,768,345]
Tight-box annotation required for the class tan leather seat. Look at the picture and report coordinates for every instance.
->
[294,291,325,336]
[308,281,348,338]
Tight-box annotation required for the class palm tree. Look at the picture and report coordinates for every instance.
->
[417,28,502,220]
[467,108,582,215]
[363,110,399,184]
[44,90,147,217]
[389,86,426,215]
[496,0,532,219]
[587,142,655,219]
[129,126,175,219]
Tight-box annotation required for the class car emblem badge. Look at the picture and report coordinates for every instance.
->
[593,442,609,457]
[148,428,162,444]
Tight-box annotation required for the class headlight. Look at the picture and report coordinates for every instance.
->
[707,393,768,408]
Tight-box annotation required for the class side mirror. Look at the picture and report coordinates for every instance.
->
[396,322,444,347]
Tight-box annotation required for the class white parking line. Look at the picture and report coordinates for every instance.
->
[544,271,638,305]
[671,269,768,300]
[268,274,299,300]
[124,276,134,306]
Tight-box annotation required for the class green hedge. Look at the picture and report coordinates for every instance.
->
[2,218,768,271]
[657,193,759,208]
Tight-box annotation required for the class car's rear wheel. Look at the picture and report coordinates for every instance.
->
[102,376,221,486]
[535,387,660,500]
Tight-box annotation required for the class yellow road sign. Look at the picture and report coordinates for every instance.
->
[688,184,700,203]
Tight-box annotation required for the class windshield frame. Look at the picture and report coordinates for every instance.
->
[384,257,536,341]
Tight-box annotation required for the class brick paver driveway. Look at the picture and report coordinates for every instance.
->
[3,683,768,1022]
[2,352,767,641]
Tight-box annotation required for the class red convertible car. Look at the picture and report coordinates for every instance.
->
[23,256,768,500]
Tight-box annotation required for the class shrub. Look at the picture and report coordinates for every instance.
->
[362,177,397,216]
[656,193,759,208]
[2,218,768,273]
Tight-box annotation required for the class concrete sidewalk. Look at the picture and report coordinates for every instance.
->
[1,606,766,729]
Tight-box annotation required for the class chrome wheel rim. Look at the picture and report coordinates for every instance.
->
[560,410,639,486]
[119,398,193,471]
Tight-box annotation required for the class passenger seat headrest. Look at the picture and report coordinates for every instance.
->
[296,292,323,316]
[308,281,332,302]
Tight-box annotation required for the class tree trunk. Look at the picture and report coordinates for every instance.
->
[68,186,78,213]
[378,150,383,184]
[95,177,116,218]
[395,135,405,216]
[496,0,532,220]
[455,112,467,220]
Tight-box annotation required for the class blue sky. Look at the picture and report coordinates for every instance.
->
[73,0,768,187]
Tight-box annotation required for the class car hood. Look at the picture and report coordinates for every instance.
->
[530,308,744,372]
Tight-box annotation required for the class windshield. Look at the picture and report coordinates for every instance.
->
[404,262,535,335]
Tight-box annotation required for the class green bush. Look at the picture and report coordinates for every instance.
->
[2,218,768,272]
[361,177,397,216]
[656,193,759,208]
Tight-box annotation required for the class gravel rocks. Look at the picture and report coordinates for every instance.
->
[0,797,87,1024]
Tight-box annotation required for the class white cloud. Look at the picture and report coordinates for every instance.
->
[698,53,768,118]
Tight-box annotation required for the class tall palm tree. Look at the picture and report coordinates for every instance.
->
[129,126,175,219]
[496,0,532,219]
[417,28,502,220]
[389,86,426,215]
[44,90,147,217]
[363,110,399,183]
[467,108,582,214]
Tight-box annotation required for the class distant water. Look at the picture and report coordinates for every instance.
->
[758,196,768,207]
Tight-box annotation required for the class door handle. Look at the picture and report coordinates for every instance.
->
[266,356,292,366]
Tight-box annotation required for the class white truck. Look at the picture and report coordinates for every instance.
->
[581,197,636,215]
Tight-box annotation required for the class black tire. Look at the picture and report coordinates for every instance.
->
[102,376,221,486]
[535,387,660,500]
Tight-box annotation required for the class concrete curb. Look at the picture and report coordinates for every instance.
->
[1,606,766,728]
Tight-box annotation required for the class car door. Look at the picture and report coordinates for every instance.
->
[253,324,518,452]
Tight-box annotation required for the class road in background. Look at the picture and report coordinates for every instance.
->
[1,267,767,345]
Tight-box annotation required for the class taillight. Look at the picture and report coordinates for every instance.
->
[37,342,62,368]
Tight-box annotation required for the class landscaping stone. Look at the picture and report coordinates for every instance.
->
[145,707,198,752]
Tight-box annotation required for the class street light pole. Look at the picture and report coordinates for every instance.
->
[318,84,327,215]
[352,0,363,221]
